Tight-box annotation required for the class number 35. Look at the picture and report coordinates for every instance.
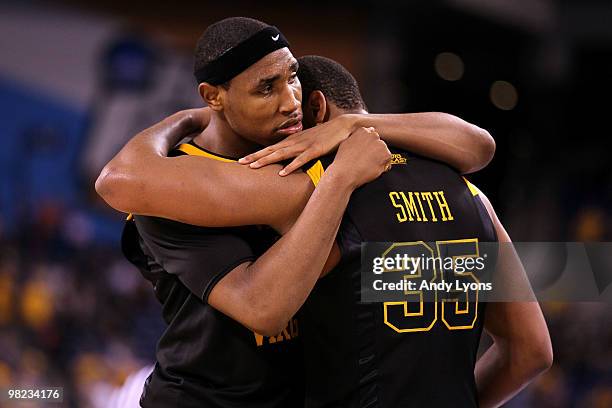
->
[383,239,481,333]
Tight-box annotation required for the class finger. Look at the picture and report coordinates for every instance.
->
[250,142,311,168]
[239,141,292,164]
[250,147,295,168]
[279,152,313,176]
[239,146,275,164]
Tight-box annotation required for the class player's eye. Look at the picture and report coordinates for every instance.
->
[288,73,298,84]
[259,84,273,95]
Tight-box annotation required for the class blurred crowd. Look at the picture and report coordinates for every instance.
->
[0,208,164,407]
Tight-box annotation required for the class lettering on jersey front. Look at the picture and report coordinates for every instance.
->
[388,191,454,223]
[390,153,407,165]
[253,317,299,347]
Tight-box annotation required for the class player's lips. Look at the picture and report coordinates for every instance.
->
[276,116,303,135]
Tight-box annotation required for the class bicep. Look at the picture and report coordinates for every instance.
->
[132,156,315,231]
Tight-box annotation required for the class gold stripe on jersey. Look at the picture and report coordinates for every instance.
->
[305,160,324,187]
[462,177,480,197]
[177,143,236,162]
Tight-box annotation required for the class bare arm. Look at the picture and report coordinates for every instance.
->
[475,191,553,408]
[96,110,493,229]
[350,112,495,174]
[96,108,313,232]
[209,129,389,335]
[241,112,495,175]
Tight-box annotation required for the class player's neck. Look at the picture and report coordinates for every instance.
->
[192,114,261,159]
[327,105,368,121]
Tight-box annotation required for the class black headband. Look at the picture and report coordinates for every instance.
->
[194,26,290,85]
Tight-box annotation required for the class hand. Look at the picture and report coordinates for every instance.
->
[238,115,357,175]
[331,127,392,189]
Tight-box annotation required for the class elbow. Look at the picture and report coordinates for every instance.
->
[529,325,554,374]
[95,164,135,213]
[511,334,553,378]
[530,339,554,375]
[95,165,114,203]
[462,126,496,174]
[474,127,496,172]
[244,298,291,337]
[231,268,296,337]
[249,309,290,337]
[252,323,287,338]
[479,127,496,167]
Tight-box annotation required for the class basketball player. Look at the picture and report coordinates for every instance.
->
[98,53,551,407]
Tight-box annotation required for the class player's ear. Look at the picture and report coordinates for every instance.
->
[199,83,224,111]
[308,90,327,125]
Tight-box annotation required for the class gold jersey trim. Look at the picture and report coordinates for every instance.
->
[177,143,237,163]
[462,177,480,197]
[305,160,324,187]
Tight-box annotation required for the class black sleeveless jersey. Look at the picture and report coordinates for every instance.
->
[301,148,497,408]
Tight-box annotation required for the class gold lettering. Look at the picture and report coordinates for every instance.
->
[389,190,455,223]
[253,319,299,347]
[434,191,454,221]
[278,327,291,342]
[401,192,421,222]
[421,192,438,222]
[389,192,408,223]
[414,192,428,222]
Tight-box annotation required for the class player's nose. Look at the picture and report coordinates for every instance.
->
[279,83,300,115]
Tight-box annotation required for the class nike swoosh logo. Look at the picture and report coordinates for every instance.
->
[271,34,280,41]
